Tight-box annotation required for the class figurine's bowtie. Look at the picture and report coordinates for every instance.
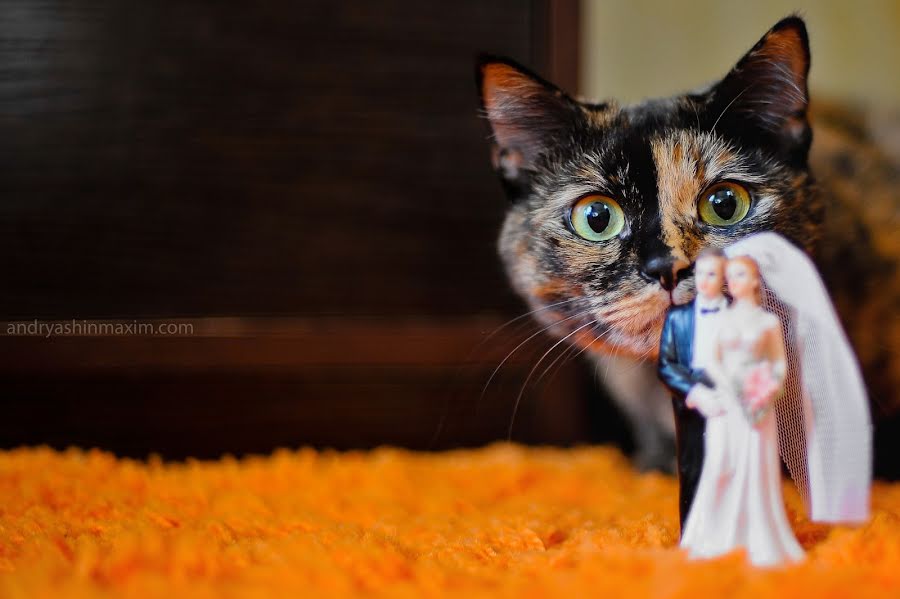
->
[700,307,720,314]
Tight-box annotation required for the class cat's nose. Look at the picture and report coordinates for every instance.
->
[640,257,691,291]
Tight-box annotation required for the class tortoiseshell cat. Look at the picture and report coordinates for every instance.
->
[477,17,899,470]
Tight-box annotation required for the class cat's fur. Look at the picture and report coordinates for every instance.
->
[477,17,899,470]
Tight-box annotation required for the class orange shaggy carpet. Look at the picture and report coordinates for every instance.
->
[1,445,899,598]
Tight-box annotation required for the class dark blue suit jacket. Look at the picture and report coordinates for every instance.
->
[656,300,716,533]
[658,301,714,397]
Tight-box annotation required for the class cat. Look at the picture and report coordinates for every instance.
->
[476,16,899,471]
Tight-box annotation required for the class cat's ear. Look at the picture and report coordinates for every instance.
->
[477,56,580,199]
[705,16,811,164]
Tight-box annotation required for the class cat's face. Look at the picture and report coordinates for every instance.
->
[478,17,823,359]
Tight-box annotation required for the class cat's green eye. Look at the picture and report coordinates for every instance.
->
[570,195,625,242]
[698,182,751,226]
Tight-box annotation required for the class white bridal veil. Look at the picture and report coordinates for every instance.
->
[725,232,872,523]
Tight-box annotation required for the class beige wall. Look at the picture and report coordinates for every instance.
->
[579,0,900,106]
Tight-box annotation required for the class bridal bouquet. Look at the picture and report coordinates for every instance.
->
[742,361,781,424]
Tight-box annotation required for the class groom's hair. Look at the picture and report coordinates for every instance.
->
[696,247,726,265]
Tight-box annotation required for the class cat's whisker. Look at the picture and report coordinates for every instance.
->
[507,319,598,440]
[543,325,620,391]
[711,85,751,133]
[534,321,613,385]
[479,309,593,406]
[603,336,622,381]
[469,297,585,357]
[566,324,615,365]
[533,331,584,386]
[532,327,619,397]
[620,344,658,377]
[469,320,565,422]
[436,297,585,433]
[429,300,584,448]
[537,339,587,391]
[691,100,701,130]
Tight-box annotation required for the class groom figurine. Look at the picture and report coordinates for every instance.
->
[657,248,729,534]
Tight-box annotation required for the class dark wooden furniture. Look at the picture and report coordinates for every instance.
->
[0,1,616,459]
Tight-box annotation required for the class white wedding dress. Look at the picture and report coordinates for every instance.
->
[680,304,804,567]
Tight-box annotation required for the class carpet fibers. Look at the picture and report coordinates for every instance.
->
[1,445,899,598]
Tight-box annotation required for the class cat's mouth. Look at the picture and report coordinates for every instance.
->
[551,280,696,360]
[594,288,673,357]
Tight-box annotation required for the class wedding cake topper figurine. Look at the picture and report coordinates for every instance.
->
[658,232,873,567]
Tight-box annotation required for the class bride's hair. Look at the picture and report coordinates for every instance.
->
[727,256,763,304]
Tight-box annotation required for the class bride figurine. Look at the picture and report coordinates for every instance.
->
[678,232,872,567]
